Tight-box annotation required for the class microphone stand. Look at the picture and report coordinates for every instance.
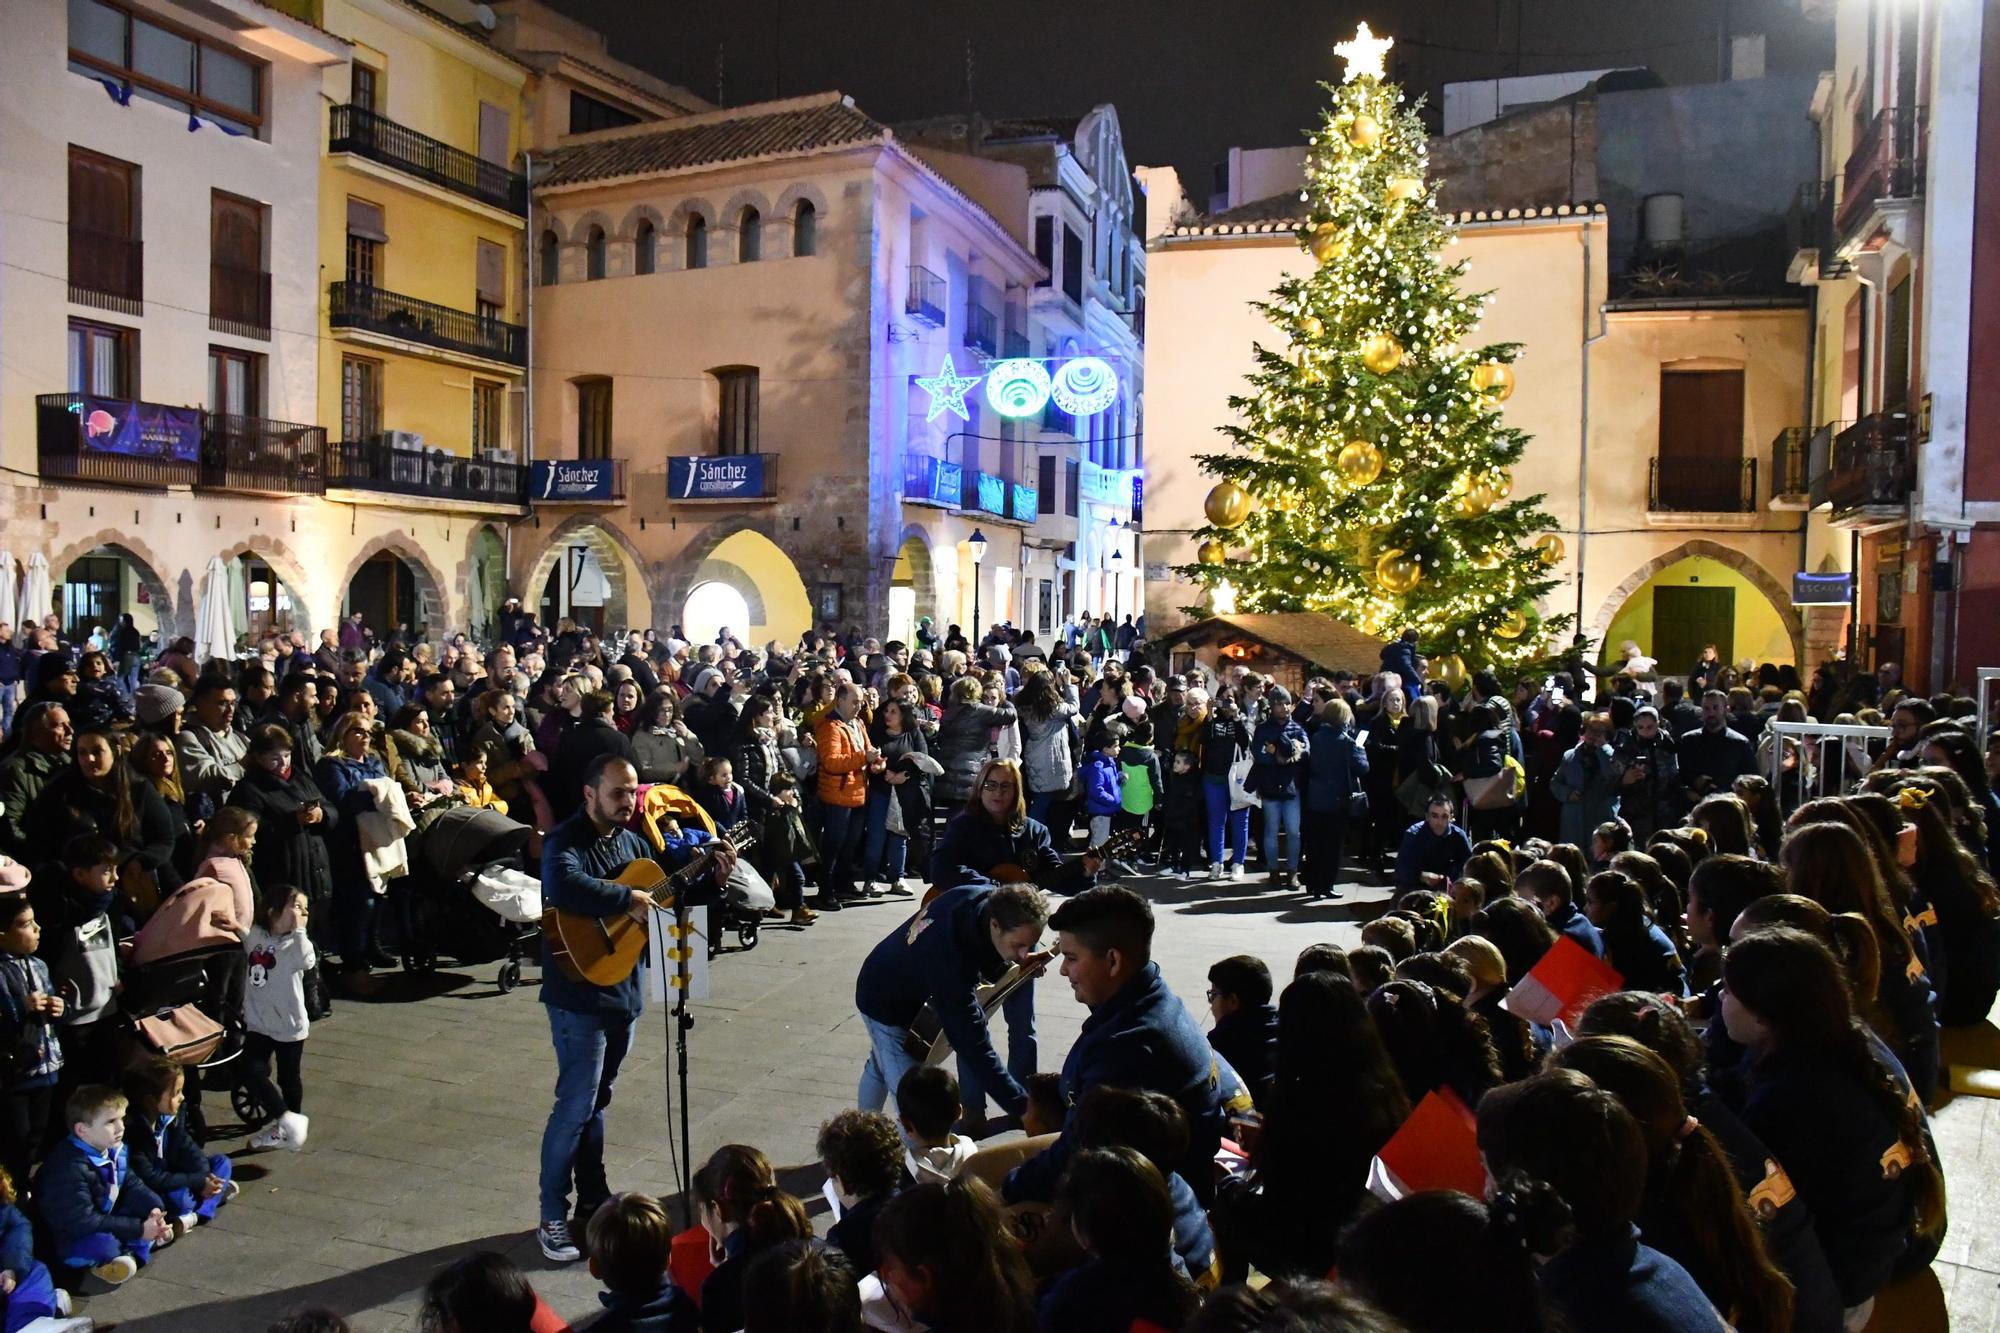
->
[661,895,698,1231]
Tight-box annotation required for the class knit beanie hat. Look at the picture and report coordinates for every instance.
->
[136,684,185,726]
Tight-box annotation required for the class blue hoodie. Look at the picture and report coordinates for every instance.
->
[1082,749,1123,818]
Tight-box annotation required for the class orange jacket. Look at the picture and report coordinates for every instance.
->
[815,712,870,808]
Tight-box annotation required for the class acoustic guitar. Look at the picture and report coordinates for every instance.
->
[543,823,753,987]
[920,827,1147,907]
[902,946,1058,1065]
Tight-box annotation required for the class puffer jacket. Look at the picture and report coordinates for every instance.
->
[388,729,449,796]
[1018,703,1077,795]
[814,710,870,809]
[934,700,1018,805]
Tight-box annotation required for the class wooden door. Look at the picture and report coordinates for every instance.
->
[1657,370,1745,510]
[1652,586,1735,681]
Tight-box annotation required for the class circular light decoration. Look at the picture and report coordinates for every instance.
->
[983,359,1052,419]
[1051,357,1120,417]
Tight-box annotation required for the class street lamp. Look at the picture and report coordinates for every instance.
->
[1110,547,1125,638]
[967,527,988,645]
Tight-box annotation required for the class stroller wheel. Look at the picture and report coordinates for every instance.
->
[498,960,521,993]
[231,1084,273,1132]
[405,948,437,974]
[736,921,761,951]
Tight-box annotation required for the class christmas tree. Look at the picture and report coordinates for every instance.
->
[1183,23,1574,683]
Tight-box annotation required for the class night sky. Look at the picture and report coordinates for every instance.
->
[537,0,1830,208]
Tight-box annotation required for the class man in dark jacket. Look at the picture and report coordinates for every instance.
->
[1380,629,1424,687]
[1677,689,1754,806]
[0,702,73,857]
[1005,887,1242,1207]
[1393,794,1473,892]
[854,882,1050,1121]
[1612,706,1681,841]
[1205,954,1279,1109]
[0,621,23,736]
[550,692,636,822]
[537,753,729,1262]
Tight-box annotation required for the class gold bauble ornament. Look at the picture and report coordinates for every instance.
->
[1196,540,1228,567]
[1471,361,1516,402]
[1458,477,1500,517]
[1347,113,1382,149]
[1492,471,1514,499]
[1437,653,1468,690]
[1335,439,1384,487]
[1205,481,1253,529]
[1375,549,1422,594]
[1308,226,1348,264]
[1495,608,1528,639]
[1533,533,1566,566]
[1471,548,1505,571]
[1300,314,1324,339]
[1386,176,1423,203]
[1360,333,1404,374]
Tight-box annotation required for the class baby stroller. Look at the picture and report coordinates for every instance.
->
[401,803,541,992]
[121,877,260,1133]
[630,784,770,956]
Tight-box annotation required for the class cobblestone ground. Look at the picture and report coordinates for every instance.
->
[68,866,1998,1331]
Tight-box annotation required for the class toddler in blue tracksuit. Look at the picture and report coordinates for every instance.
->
[2,1162,81,1332]
[123,1057,237,1234]
[1082,729,1126,847]
[36,1085,171,1286]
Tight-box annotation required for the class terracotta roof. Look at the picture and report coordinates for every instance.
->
[1156,613,1387,676]
[984,115,1082,142]
[539,93,886,188]
[1162,198,1606,240]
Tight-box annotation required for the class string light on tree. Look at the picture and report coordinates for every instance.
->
[1177,22,1575,672]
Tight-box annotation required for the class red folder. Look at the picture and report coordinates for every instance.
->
[1367,1087,1485,1201]
[1501,934,1625,1028]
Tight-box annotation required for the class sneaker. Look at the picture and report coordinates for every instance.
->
[248,1121,288,1150]
[221,1178,242,1203]
[280,1111,310,1151]
[1227,863,1244,881]
[90,1254,139,1286]
[1209,862,1225,879]
[54,1286,74,1315]
[538,1218,582,1263]
[177,1210,201,1236]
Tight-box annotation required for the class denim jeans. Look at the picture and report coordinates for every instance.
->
[857,1012,922,1113]
[960,982,1037,1121]
[0,682,14,738]
[1261,795,1302,872]
[1203,777,1249,865]
[860,786,892,882]
[820,802,865,893]
[539,1005,634,1223]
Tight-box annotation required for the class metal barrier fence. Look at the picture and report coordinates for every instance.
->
[1764,719,1892,818]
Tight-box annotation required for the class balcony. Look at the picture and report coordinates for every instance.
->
[961,469,1038,525]
[37,393,324,495]
[1803,420,1849,509]
[328,104,526,217]
[663,453,777,503]
[329,281,526,367]
[1786,180,1849,283]
[1648,456,1758,514]
[210,262,272,339]
[1826,412,1912,528]
[1768,427,1808,509]
[327,439,528,507]
[68,228,142,314]
[965,301,998,356]
[906,265,946,328]
[1837,107,1923,242]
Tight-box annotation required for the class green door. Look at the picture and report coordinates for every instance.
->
[1651,586,1736,680]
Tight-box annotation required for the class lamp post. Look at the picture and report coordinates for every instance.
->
[1110,547,1125,641]
[968,527,988,646]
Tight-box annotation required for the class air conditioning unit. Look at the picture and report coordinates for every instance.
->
[388,449,425,484]
[479,448,519,464]
[425,447,458,487]
[381,429,425,451]
[464,462,492,493]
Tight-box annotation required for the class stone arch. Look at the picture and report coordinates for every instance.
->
[48,530,181,640]
[772,182,831,227]
[686,561,768,627]
[891,523,938,617]
[459,522,512,642]
[660,516,811,646]
[719,189,773,263]
[666,198,719,272]
[522,514,657,633]
[211,534,316,636]
[616,203,668,240]
[1589,539,1804,666]
[337,532,449,638]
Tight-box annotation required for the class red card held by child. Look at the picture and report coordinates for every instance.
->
[1366,1087,1484,1203]
[1501,934,1624,1028]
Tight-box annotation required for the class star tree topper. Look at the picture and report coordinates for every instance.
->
[1334,21,1393,82]
[916,353,982,422]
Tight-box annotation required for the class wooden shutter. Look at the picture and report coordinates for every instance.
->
[476,240,506,305]
[70,148,135,237]
[1657,369,1744,509]
[479,101,511,167]
[211,193,263,269]
[346,197,387,243]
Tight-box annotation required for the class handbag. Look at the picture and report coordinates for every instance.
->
[1227,748,1261,810]
[1396,763,1453,817]
[132,1003,225,1066]
[1464,767,1520,811]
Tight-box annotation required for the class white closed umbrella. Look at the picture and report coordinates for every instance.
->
[193,554,237,663]
[0,551,17,630]
[19,553,52,634]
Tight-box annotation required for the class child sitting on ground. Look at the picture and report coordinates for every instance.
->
[584,1191,695,1332]
[455,752,509,816]
[37,1085,172,1288]
[1041,1147,1203,1333]
[1021,1072,1067,1140]
[243,884,315,1152]
[741,1240,861,1333]
[122,1057,237,1237]
[816,1110,908,1279]
[895,1065,976,1185]
[1206,954,1279,1110]
[1,1163,87,1331]
[0,893,64,1198]
[420,1250,572,1333]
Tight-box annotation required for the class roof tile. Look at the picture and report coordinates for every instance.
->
[540,95,886,188]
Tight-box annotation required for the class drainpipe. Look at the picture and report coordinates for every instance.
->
[1576,221,1609,645]
[504,149,539,614]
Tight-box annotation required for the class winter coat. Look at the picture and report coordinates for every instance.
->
[629,723,701,788]
[1612,729,1681,836]
[1245,717,1309,800]
[1119,743,1163,817]
[1082,751,1124,818]
[550,719,636,821]
[28,767,182,895]
[1306,724,1370,814]
[934,700,1018,805]
[814,711,871,809]
[35,1137,165,1250]
[730,730,785,817]
[314,752,387,893]
[1553,740,1620,846]
[72,678,133,733]
[388,729,450,797]
[227,764,338,910]
[1018,703,1078,795]
[0,748,68,857]
[1199,716,1251,780]
[123,1106,215,1203]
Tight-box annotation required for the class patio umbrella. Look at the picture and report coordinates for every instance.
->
[19,553,51,634]
[193,554,237,663]
[0,551,17,631]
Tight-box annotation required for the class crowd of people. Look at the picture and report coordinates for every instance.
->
[0,600,1996,1331]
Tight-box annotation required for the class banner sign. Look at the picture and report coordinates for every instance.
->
[667,454,765,500]
[531,459,616,502]
[77,396,200,461]
[1011,483,1039,522]
[974,470,1007,517]
[903,454,962,508]
[1792,572,1854,605]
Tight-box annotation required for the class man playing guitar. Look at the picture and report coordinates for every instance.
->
[928,758,1102,1129]
[535,754,734,1263]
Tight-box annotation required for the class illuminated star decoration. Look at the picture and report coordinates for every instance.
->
[1334,21,1393,83]
[916,354,982,423]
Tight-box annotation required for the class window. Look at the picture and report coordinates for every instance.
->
[210,190,267,336]
[69,0,264,134]
[476,239,506,319]
[576,378,613,459]
[1656,368,1746,510]
[350,62,377,113]
[68,146,140,308]
[792,200,817,256]
[738,207,761,262]
[1884,277,1911,412]
[715,368,759,454]
[340,355,382,442]
[569,90,640,135]
[68,319,133,397]
[538,229,559,287]
[1064,459,1080,517]
[1061,225,1084,304]
[685,214,707,269]
[207,346,261,416]
[472,379,503,453]
[1034,216,1054,288]
[345,198,385,287]
[1039,454,1056,514]
[635,220,657,275]
[585,225,606,280]
[478,101,510,168]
